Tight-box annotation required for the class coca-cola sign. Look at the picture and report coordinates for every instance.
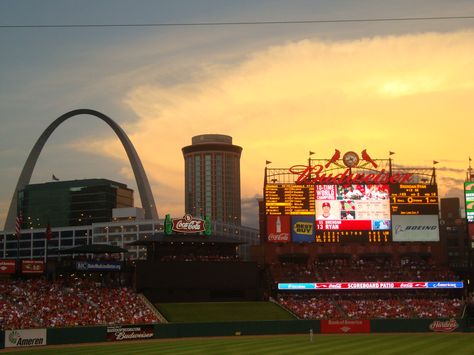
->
[107,325,154,341]
[429,319,459,332]
[267,215,291,243]
[172,214,205,233]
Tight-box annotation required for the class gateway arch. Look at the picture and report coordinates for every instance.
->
[4,109,158,231]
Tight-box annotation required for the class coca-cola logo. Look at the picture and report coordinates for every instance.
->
[267,233,290,242]
[429,319,458,332]
[172,214,205,233]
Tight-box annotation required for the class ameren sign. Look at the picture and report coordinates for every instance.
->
[289,165,414,185]
[5,329,47,348]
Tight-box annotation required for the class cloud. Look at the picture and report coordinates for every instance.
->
[67,30,474,224]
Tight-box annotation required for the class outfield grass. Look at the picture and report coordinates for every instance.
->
[3,333,474,355]
[156,302,296,322]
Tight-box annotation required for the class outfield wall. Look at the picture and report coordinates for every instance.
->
[154,320,320,338]
[0,318,468,349]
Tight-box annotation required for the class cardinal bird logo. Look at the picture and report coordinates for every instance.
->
[325,149,341,168]
[361,149,378,168]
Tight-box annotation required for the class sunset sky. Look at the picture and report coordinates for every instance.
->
[1,1,473,229]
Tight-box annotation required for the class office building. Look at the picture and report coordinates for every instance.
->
[18,179,134,228]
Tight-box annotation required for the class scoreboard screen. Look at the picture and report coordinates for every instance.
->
[391,184,439,215]
[265,184,315,215]
[315,184,391,231]
[391,184,439,242]
[264,182,439,243]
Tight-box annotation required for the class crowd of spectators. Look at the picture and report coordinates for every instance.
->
[278,294,344,319]
[270,256,459,284]
[278,292,463,320]
[272,256,463,320]
[0,277,159,330]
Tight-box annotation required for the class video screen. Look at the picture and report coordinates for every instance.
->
[315,184,391,231]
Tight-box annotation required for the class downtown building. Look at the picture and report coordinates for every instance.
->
[182,134,243,225]
[18,178,134,229]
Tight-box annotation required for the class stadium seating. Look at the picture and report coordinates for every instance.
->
[0,278,159,330]
[278,293,463,320]
[272,257,463,320]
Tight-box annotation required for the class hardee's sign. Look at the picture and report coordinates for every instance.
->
[290,165,414,185]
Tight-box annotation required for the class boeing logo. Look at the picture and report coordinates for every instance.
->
[394,224,437,234]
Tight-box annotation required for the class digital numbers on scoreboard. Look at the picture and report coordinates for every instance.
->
[391,184,439,215]
[265,184,315,215]
[315,230,391,243]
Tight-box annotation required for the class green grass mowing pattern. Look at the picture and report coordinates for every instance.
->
[156,302,296,322]
[4,334,474,355]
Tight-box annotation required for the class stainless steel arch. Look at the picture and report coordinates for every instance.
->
[4,109,158,230]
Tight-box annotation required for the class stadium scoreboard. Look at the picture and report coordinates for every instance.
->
[265,182,439,244]
[391,184,439,215]
[265,184,315,215]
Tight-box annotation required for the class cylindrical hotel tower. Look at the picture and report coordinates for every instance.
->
[182,134,242,225]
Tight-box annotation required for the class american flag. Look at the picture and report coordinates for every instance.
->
[15,213,23,239]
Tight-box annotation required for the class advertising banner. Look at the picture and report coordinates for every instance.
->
[76,261,122,272]
[392,215,439,242]
[5,329,47,348]
[429,319,459,332]
[278,281,463,290]
[465,182,474,223]
[267,215,291,243]
[0,260,16,274]
[291,216,315,243]
[321,319,370,333]
[106,325,154,341]
[21,260,44,274]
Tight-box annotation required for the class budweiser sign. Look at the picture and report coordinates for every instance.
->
[107,325,154,341]
[289,165,414,185]
[429,319,459,332]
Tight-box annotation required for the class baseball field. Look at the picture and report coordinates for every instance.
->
[2,333,473,354]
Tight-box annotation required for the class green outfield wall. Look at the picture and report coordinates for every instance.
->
[47,326,107,345]
[1,318,469,349]
[154,320,320,338]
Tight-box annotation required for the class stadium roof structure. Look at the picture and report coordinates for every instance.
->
[128,232,245,246]
[58,243,129,254]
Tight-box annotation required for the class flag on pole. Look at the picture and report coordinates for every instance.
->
[46,222,53,241]
[433,160,439,165]
[15,213,23,239]
[389,151,395,156]
[52,174,59,181]
[309,151,315,156]
[265,160,272,165]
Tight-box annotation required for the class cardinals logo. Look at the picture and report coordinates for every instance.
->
[361,149,378,168]
[324,149,377,169]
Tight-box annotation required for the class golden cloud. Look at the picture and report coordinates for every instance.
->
[72,30,474,221]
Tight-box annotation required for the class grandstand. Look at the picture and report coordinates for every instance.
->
[0,277,160,331]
